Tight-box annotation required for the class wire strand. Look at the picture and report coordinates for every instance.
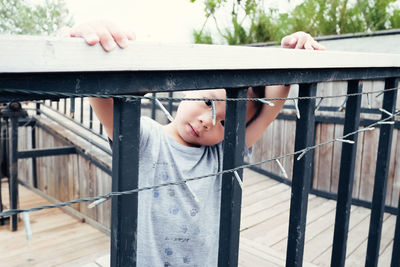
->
[0,85,399,103]
[1,109,398,217]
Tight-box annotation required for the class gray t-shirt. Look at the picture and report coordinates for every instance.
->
[137,116,224,267]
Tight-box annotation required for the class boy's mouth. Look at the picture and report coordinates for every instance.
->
[189,124,199,137]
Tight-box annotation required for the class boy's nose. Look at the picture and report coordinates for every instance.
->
[199,116,212,130]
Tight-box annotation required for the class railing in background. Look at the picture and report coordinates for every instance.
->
[0,35,400,267]
[33,94,174,153]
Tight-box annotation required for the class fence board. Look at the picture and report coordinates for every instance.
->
[359,128,380,201]
[386,130,398,206]
[331,123,344,194]
[353,128,365,199]
[391,131,400,207]
[313,124,321,189]
[317,123,335,192]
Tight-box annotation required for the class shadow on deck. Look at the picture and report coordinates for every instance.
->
[0,168,395,267]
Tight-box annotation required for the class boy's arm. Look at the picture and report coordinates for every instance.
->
[89,97,114,140]
[60,21,135,140]
[245,31,325,148]
[245,85,289,148]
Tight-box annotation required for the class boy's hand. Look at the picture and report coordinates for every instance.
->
[58,20,135,52]
[281,31,325,50]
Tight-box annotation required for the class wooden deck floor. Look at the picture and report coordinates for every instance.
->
[0,169,396,266]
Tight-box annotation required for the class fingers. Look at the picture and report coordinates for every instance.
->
[281,31,325,51]
[312,41,326,50]
[294,33,308,49]
[90,23,117,51]
[70,23,100,46]
[105,23,130,49]
[281,36,297,49]
[67,20,135,52]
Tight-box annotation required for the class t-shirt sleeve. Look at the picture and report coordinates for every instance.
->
[106,116,154,152]
[138,116,154,151]
[245,144,253,158]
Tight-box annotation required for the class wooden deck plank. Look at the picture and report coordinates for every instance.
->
[378,240,394,267]
[241,188,291,230]
[310,205,371,266]
[345,213,391,266]
[242,178,279,197]
[241,195,322,244]
[1,168,397,266]
[270,198,336,251]
[242,182,289,207]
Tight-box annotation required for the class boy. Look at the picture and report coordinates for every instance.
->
[63,21,324,266]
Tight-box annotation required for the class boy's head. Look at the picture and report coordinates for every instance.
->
[168,88,264,147]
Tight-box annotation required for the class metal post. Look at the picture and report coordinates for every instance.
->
[0,118,3,225]
[366,78,398,267]
[218,88,247,267]
[331,80,362,267]
[35,102,40,116]
[80,97,84,124]
[89,106,93,129]
[63,98,67,114]
[286,83,317,267]
[151,93,156,120]
[31,125,38,188]
[391,192,400,267]
[168,92,173,115]
[70,97,75,119]
[8,103,21,231]
[111,97,141,267]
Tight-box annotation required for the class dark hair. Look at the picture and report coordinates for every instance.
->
[246,86,265,127]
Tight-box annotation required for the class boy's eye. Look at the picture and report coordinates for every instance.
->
[204,99,212,107]
[220,120,224,127]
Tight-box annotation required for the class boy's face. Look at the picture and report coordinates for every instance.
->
[173,89,227,147]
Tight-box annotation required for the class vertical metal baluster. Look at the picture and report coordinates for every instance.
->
[151,93,156,120]
[331,80,362,267]
[63,98,67,114]
[111,97,141,267]
[218,88,247,267]
[286,83,317,267]
[0,118,4,226]
[31,125,38,188]
[391,191,400,267]
[8,104,20,231]
[366,78,398,267]
[168,92,173,115]
[36,102,40,116]
[89,106,93,129]
[70,97,75,119]
[80,97,84,124]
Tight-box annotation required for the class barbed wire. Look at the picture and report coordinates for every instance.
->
[0,85,399,103]
[1,108,398,217]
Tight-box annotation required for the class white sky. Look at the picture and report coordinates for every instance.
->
[64,0,303,43]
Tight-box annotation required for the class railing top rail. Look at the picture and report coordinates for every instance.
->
[1,35,400,73]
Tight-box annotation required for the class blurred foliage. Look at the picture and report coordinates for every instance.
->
[0,0,73,35]
[190,0,400,44]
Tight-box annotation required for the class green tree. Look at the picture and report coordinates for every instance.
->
[191,0,400,44]
[0,0,73,35]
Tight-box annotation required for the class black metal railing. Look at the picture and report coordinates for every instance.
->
[0,36,399,267]
[31,94,174,155]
